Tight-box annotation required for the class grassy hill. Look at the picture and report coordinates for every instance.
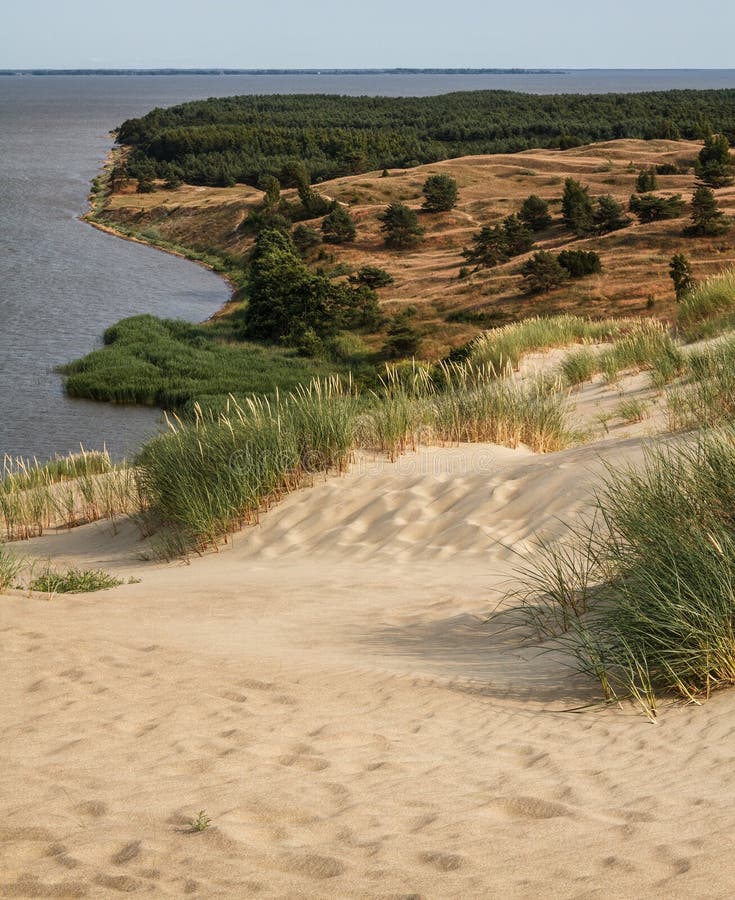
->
[90,139,735,360]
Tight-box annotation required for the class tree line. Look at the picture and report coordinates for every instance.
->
[116,89,735,187]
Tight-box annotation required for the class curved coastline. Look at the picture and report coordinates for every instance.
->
[82,145,240,322]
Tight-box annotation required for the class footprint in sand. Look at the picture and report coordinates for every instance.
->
[500,796,570,820]
[279,851,346,879]
[278,750,330,772]
[96,872,144,893]
[76,799,108,818]
[46,843,81,870]
[419,850,464,872]
[111,840,142,865]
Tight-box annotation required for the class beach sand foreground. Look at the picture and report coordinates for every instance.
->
[3,436,735,897]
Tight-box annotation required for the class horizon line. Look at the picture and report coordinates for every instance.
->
[3,67,735,76]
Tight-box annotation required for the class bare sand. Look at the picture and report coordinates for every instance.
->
[3,378,735,897]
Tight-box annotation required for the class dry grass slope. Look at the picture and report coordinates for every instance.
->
[95,139,735,357]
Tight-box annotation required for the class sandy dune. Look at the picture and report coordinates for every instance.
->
[3,375,735,896]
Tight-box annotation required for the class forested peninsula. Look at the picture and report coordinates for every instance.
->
[116,90,735,187]
[73,90,735,412]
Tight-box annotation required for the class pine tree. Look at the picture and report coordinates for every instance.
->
[686,184,731,236]
[519,195,552,231]
[321,205,356,244]
[669,253,695,300]
[562,178,594,235]
[379,204,424,250]
[696,133,734,188]
[421,174,459,212]
[635,168,658,193]
[501,215,535,255]
[258,174,281,208]
[521,251,569,294]
[593,195,631,234]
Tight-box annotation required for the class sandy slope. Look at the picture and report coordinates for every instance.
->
[3,381,735,896]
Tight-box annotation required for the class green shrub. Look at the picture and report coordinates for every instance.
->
[348,266,394,288]
[557,250,602,278]
[30,567,123,594]
[629,193,686,223]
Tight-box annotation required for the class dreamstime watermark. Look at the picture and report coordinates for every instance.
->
[228,445,501,478]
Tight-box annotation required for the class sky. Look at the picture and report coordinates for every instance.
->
[3,0,735,70]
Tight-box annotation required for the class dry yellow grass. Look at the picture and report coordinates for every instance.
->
[97,139,735,357]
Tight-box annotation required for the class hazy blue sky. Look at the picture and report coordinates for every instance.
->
[3,0,734,69]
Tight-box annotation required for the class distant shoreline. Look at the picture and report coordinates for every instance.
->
[2,67,569,76]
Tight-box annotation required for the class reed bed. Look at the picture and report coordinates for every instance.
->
[517,429,735,715]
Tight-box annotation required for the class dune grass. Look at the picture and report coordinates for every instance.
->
[0,451,142,541]
[0,544,23,592]
[2,449,112,490]
[137,377,358,548]
[464,315,632,372]
[666,337,735,431]
[678,267,735,339]
[518,428,735,715]
[137,362,574,552]
[559,321,684,388]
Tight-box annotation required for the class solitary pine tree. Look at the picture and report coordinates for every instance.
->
[379,203,424,250]
[321,205,356,244]
[686,184,731,236]
[696,133,734,188]
[421,174,458,212]
[669,253,695,300]
[635,168,658,193]
[562,178,594,235]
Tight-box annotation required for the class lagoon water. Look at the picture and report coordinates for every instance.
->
[2,70,735,460]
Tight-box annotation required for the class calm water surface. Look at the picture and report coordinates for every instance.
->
[2,70,735,459]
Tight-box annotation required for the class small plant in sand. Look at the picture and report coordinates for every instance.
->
[560,348,598,386]
[188,810,212,833]
[614,398,649,424]
[0,544,23,592]
[30,567,123,594]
